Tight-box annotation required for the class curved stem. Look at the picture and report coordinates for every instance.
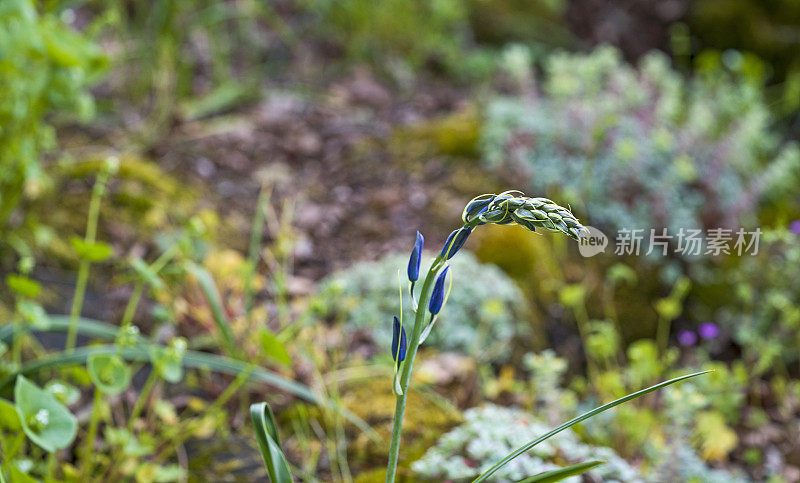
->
[385,256,442,482]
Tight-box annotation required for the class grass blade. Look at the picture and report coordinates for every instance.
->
[472,371,710,482]
[516,460,603,483]
[250,402,293,482]
[185,262,237,357]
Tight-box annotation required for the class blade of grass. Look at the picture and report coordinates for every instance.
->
[250,402,293,482]
[244,187,270,317]
[517,460,603,483]
[185,262,236,357]
[472,371,710,482]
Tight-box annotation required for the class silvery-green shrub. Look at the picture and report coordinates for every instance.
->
[481,46,800,250]
[412,404,644,482]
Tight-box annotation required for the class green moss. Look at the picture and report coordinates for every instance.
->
[391,108,482,159]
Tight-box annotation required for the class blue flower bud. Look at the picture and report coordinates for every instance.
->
[440,227,472,260]
[462,195,495,223]
[407,231,424,282]
[391,316,407,364]
[428,266,450,315]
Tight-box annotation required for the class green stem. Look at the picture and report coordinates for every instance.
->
[385,256,443,482]
[80,388,102,478]
[656,316,671,357]
[66,169,111,353]
[244,188,269,317]
[127,369,159,432]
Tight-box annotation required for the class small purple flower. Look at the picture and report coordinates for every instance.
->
[391,316,407,365]
[790,219,800,235]
[698,322,720,340]
[407,231,424,282]
[428,266,450,315]
[678,330,698,346]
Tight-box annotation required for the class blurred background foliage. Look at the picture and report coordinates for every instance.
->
[2,0,800,481]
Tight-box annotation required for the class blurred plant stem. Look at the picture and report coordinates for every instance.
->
[66,168,112,353]
[80,387,103,478]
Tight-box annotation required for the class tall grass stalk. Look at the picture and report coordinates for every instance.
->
[66,165,114,352]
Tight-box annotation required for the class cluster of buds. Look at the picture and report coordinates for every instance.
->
[391,191,586,391]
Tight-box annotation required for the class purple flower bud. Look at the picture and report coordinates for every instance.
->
[391,316,407,364]
[440,227,472,260]
[407,231,424,282]
[428,266,450,315]
[698,322,720,340]
[790,220,800,235]
[677,330,698,346]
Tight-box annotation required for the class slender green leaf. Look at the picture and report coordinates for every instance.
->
[516,460,603,483]
[472,371,709,482]
[250,402,293,482]
[130,258,164,290]
[185,262,236,357]
[0,315,123,342]
[14,376,78,452]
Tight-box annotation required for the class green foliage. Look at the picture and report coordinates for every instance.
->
[250,402,293,483]
[718,228,800,375]
[518,460,603,483]
[0,0,105,227]
[316,251,528,361]
[14,375,77,452]
[303,0,475,78]
[481,46,800,243]
[87,353,131,395]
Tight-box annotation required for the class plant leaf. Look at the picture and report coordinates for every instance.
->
[185,262,236,357]
[516,460,603,483]
[70,237,114,262]
[88,353,131,395]
[250,402,293,482]
[472,371,709,482]
[5,275,41,298]
[260,328,291,366]
[14,375,78,452]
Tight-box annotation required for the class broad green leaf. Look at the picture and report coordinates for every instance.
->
[14,376,78,452]
[70,237,114,262]
[472,371,709,482]
[8,466,36,483]
[250,402,293,482]
[5,275,40,298]
[260,328,291,366]
[0,399,22,431]
[88,353,131,395]
[516,460,603,482]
